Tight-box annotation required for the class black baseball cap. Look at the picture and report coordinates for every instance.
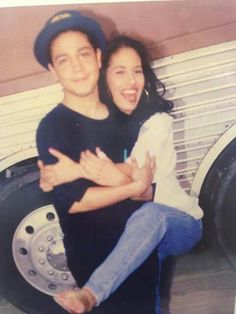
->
[34,10,106,69]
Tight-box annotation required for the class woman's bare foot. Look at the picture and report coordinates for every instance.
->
[53,288,96,313]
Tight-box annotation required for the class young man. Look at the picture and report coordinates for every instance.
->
[35,10,158,314]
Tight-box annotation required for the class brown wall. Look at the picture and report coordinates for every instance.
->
[2,0,236,96]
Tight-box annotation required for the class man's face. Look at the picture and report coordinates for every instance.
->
[49,31,101,100]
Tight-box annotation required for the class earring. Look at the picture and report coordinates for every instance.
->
[107,88,112,99]
[105,81,112,99]
[144,88,149,101]
[144,88,149,97]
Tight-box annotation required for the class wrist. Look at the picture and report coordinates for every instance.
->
[75,163,84,180]
[128,180,146,197]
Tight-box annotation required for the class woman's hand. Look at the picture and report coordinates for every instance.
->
[80,147,130,186]
[130,152,156,197]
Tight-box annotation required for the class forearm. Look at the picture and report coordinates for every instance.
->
[69,182,142,214]
[116,163,132,177]
[64,162,131,186]
[40,161,84,188]
[113,163,132,185]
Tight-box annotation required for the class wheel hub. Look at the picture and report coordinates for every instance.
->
[12,205,77,296]
[46,239,69,272]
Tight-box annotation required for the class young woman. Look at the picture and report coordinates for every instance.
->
[40,35,203,314]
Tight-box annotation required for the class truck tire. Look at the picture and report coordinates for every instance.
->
[199,139,236,269]
[0,171,76,314]
[214,159,236,269]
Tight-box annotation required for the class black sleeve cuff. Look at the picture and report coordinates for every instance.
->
[151,183,156,201]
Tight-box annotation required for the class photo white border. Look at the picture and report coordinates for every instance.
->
[0,0,170,8]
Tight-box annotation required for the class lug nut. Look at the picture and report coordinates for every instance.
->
[61,273,69,280]
[39,259,46,265]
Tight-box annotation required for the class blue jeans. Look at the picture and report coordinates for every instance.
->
[85,202,202,309]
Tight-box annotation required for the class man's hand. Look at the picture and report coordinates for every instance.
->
[38,160,54,192]
[80,147,130,186]
[130,152,156,197]
[38,148,81,191]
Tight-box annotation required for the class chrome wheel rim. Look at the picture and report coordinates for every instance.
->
[12,205,77,295]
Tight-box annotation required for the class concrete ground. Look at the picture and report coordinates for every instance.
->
[0,296,23,314]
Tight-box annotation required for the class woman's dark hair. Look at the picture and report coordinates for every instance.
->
[99,34,174,116]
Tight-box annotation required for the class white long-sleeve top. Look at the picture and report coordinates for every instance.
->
[127,112,203,220]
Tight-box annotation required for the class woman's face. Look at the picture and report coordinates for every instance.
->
[106,47,145,115]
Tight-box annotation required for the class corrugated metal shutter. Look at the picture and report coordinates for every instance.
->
[152,40,236,192]
[1,40,236,193]
[0,85,62,163]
